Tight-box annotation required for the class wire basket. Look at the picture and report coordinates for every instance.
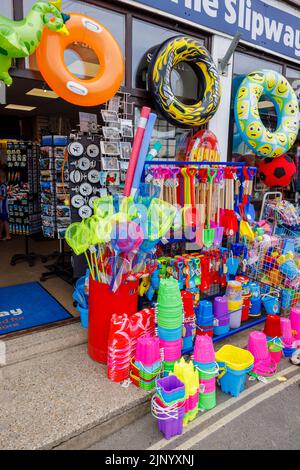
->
[246,228,300,315]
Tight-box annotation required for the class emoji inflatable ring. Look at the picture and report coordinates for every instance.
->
[148,35,221,128]
[36,13,124,106]
[234,69,299,158]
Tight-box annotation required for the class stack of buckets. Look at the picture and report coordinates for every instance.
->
[157,278,183,376]
[247,331,277,377]
[195,300,214,337]
[248,282,262,317]
[226,281,243,329]
[181,291,195,353]
[290,307,300,347]
[131,334,161,390]
[107,313,131,382]
[213,297,230,335]
[216,345,254,397]
[173,358,199,425]
[281,317,297,357]
[153,375,185,440]
[263,314,283,363]
[235,275,251,321]
[193,334,217,411]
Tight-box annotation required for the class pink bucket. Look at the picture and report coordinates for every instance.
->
[269,350,282,364]
[159,338,182,362]
[199,378,216,393]
[194,334,215,363]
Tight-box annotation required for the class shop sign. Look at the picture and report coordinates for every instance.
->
[130,0,300,62]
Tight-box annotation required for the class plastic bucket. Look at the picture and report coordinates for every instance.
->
[269,350,282,363]
[77,305,88,329]
[229,308,242,329]
[262,296,279,315]
[290,307,300,339]
[248,331,269,361]
[88,278,138,363]
[198,391,216,411]
[194,334,215,363]
[156,375,185,403]
[158,325,182,341]
[214,324,230,336]
[249,298,261,317]
[217,364,253,397]
[241,295,251,322]
[264,315,281,338]
[199,378,216,393]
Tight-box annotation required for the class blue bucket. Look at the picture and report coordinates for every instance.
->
[214,324,230,336]
[158,325,182,341]
[77,305,88,329]
[217,363,253,397]
[262,296,279,315]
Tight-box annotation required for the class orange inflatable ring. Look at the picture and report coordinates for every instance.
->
[36,13,124,106]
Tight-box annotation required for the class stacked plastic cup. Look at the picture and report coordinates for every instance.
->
[107,313,131,382]
[226,281,243,329]
[247,331,277,377]
[134,334,161,390]
[281,317,297,357]
[193,334,217,411]
[264,314,283,363]
[181,291,195,353]
[153,375,185,440]
[290,307,300,341]
[236,276,251,322]
[213,297,230,335]
[173,358,199,426]
[157,278,184,373]
[196,300,214,337]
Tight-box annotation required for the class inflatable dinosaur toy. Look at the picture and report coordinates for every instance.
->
[0,0,70,86]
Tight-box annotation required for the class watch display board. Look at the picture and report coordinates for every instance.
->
[7,141,41,235]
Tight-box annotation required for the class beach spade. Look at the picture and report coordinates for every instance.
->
[203,168,217,248]
[239,203,254,241]
[214,172,224,247]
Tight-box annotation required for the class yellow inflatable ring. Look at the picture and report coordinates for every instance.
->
[148,35,221,128]
[235,69,299,158]
[36,13,124,107]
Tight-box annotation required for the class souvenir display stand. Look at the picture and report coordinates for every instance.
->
[39,136,72,283]
[7,141,42,267]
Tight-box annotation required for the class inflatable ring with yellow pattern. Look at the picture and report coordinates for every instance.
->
[148,35,221,128]
[234,69,299,158]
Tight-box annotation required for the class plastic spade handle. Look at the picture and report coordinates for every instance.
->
[131,113,157,196]
[124,106,151,196]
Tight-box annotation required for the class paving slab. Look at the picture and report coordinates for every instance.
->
[0,343,148,450]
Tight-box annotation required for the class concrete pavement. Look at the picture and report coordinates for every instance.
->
[88,361,300,451]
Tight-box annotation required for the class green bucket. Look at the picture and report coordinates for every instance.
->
[198,391,216,411]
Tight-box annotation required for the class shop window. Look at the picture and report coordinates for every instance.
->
[23,0,125,78]
[1,0,13,18]
[135,107,192,160]
[231,52,283,159]
[132,18,203,102]
[286,67,300,104]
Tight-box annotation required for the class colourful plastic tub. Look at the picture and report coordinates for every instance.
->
[215,345,254,371]
[198,391,216,410]
[217,364,253,397]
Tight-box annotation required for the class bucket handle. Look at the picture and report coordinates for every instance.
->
[217,364,227,380]
[195,361,220,377]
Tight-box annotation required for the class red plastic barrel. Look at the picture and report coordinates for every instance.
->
[263,314,281,338]
[88,278,138,363]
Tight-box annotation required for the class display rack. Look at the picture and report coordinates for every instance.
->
[142,159,267,344]
[39,136,72,282]
[7,141,42,266]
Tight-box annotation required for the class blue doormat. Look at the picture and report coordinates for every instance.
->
[0,282,72,335]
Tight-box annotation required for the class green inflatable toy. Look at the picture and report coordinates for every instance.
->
[0,0,70,86]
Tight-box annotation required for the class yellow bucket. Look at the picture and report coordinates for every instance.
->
[215,345,254,371]
[228,300,243,311]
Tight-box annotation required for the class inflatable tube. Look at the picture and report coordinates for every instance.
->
[235,69,299,159]
[148,35,221,128]
[36,13,124,106]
